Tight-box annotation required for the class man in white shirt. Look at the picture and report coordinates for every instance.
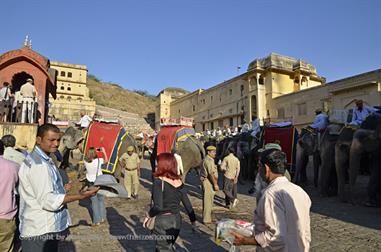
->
[18,124,99,252]
[310,108,328,131]
[77,111,92,129]
[232,149,311,252]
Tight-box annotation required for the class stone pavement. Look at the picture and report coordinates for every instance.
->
[59,158,381,252]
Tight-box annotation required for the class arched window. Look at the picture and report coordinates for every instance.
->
[258,75,265,85]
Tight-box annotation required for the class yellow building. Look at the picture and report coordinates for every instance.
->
[49,61,96,121]
[156,53,381,131]
[156,53,325,131]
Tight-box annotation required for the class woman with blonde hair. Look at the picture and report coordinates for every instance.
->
[84,147,108,226]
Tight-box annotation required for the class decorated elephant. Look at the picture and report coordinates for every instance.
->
[348,112,381,205]
[151,136,205,181]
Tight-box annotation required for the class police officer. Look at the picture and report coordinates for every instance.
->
[200,145,219,224]
[119,146,140,200]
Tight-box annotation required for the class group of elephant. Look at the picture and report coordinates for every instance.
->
[60,114,381,206]
[294,111,381,205]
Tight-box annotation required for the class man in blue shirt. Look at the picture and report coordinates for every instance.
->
[310,108,328,131]
[350,100,376,126]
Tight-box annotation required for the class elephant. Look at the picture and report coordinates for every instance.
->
[348,112,381,205]
[60,125,139,183]
[318,124,342,196]
[151,136,205,182]
[293,127,320,186]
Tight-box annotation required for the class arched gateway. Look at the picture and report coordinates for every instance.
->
[0,46,57,124]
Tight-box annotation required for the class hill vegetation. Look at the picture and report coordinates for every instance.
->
[86,75,157,116]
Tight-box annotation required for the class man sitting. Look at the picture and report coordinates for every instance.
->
[350,99,376,126]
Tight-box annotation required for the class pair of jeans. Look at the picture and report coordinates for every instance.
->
[153,213,181,252]
[90,194,106,224]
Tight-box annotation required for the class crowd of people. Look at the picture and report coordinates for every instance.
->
[0,79,37,123]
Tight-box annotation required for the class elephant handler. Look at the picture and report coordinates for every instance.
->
[119,146,140,200]
[200,145,219,225]
[220,147,240,209]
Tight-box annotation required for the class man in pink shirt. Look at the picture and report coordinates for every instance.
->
[0,140,20,252]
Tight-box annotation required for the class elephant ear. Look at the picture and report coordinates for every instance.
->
[62,127,84,149]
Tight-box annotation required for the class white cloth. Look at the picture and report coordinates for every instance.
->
[84,158,104,182]
[174,153,183,175]
[18,146,71,237]
[254,176,311,252]
[3,147,26,166]
[21,97,35,123]
[78,115,92,128]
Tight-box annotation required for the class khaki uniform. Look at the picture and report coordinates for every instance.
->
[221,153,240,206]
[201,155,218,223]
[119,152,140,198]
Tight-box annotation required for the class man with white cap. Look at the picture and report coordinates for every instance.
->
[350,99,376,126]
[20,78,36,123]
[119,146,140,200]
[309,108,328,131]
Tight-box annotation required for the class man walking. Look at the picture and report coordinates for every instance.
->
[220,147,240,209]
[0,140,20,252]
[119,146,140,200]
[200,145,219,224]
[232,149,311,251]
[18,124,99,252]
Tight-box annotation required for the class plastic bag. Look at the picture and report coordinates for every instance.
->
[215,219,254,252]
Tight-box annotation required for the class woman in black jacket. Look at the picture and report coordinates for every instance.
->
[147,152,196,251]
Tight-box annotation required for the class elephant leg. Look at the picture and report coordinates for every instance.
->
[367,151,381,205]
[335,143,348,202]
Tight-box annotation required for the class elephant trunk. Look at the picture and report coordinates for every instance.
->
[348,138,364,203]
[293,143,308,185]
[335,142,349,202]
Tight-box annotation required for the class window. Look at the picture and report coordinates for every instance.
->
[240,85,244,96]
[211,122,214,129]
[277,108,285,119]
[60,95,64,99]
[61,71,66,77]
[67,96,72,101]
[192,105,195,112]
[210,113,213,118]
[229,108,233,113]
[267,109,270,116]
[60,86,64,90]
[259,75,264,85]
[229,89,232,95]
[178,109,181,114]
[297,103,307,115]
[229,118,234,126]
[211,96,213,102]
[68,72,72,78]
[67,87,71,91]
